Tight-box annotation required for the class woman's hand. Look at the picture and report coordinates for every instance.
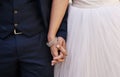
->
[49,37,67,66]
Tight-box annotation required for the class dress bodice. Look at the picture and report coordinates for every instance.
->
[72,0,120,8]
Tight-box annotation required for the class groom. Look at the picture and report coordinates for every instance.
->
[0,0,67,77]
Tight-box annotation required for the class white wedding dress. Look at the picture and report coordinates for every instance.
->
[55,0,120,77]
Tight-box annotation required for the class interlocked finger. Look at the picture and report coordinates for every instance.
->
[56,45,67,56]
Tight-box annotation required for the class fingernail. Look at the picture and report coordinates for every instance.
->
[56,45,60,48]
[51,63,54,66]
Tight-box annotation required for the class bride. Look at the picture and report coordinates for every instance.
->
[54,0,120,77]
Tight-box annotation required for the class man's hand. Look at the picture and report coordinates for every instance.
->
[50,37,67,66]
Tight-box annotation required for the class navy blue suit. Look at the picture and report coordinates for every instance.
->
[0,0,67,77]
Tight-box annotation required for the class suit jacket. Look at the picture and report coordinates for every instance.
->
[0,0,68,40]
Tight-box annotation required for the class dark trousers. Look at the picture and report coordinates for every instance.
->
[0,31,53,77]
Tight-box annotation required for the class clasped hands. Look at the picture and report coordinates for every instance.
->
[47,37,67,66]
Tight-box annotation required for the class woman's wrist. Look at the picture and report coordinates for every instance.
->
[47,35,56,42]
[46,37,58,47]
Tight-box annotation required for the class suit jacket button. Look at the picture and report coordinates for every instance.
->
[14,23,18,27]
[14,10,18,14]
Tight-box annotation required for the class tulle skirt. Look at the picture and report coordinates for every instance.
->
[55,3,120,77]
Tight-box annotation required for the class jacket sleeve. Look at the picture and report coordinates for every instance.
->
[56,8,68,41]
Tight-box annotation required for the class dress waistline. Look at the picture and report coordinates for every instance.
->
[72,1,120,8]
